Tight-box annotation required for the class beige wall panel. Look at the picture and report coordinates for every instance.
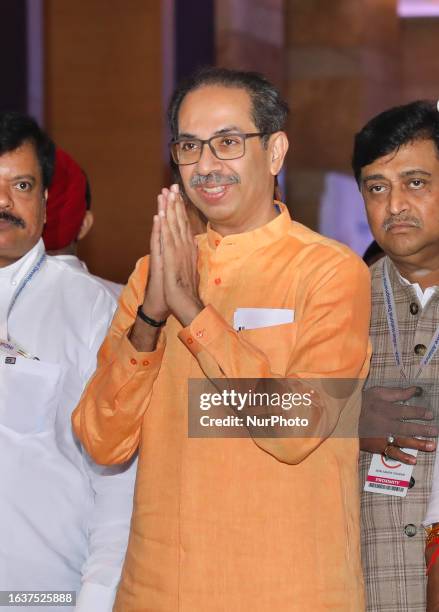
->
[285,0,400,229]
[218,31,284,90]
[401,17,439,102]
[287,0,363,48]
[287,77,362,173]
[45,0,164,283]
[216,0,284,90]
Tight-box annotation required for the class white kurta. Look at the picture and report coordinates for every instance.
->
[53,254,123,301]
[0,239,135,612]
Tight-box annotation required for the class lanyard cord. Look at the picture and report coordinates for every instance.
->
[7,253,46,320]
[382,258,439,380]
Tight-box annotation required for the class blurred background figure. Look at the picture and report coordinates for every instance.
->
[319,171,373,256]
[43,148,123,300]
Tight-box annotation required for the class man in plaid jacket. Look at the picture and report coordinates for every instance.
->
[353,100,439,611]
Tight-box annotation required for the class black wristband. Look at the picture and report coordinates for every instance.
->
[137,306,167,327]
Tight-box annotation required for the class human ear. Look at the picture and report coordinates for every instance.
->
[77,210,94,240]
[269,132,289,176]
[43,188,48,223]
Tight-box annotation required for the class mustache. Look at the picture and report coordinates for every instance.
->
[189,172,241,188]
[0,211,25,228]
[383,216,422,231]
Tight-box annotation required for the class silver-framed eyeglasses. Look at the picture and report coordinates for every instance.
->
[170,132,268,165]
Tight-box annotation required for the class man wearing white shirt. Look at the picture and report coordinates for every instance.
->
[0,111,135,611]
[353,100,439,611]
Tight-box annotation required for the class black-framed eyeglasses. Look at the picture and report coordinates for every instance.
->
[169,132,268,166]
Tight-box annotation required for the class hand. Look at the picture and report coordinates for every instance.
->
[141,186,179,321]
[359,386,437,465]
[160,186,203,326]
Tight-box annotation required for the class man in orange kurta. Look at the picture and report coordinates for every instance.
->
[73,68,371,611]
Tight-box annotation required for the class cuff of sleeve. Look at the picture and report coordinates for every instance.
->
[118,328,166,371]
[423,516,439,528]
[178,304,230,356]
[75,582,117,612]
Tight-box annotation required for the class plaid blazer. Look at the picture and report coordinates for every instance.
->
[359,257,437,611]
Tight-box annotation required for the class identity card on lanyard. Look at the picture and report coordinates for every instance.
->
[365,448,417,497]
[365,258,438,497]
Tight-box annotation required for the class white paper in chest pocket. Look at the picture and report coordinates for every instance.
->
[233,308,294,331]
[0,355,63,434]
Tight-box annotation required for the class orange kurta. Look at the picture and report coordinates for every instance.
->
[73,205,371,611]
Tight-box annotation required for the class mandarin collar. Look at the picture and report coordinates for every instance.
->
[385,256,439,305]
[206,202,291,251]
[53,254,87,272]
[0,239,45,286]
[385,256,427,300]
